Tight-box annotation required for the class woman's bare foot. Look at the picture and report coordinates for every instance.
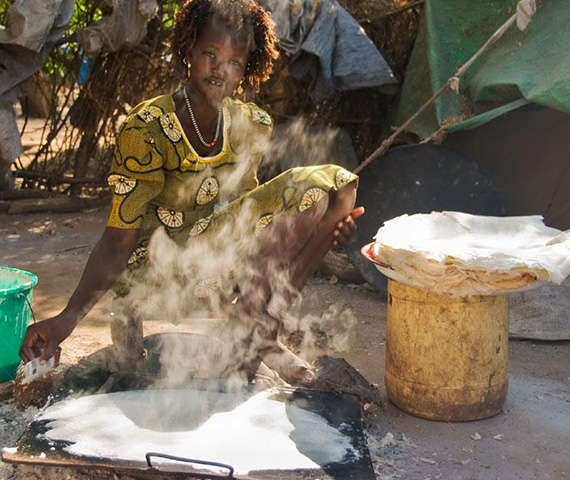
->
[254,361,289,386]
[261,341,315,387]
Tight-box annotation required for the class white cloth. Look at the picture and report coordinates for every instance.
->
[0,0,156,165]
[0,0,75,52]
[0,0,75,163]
[0,106,22,163]
[371,211,570,297]
[76,0,158,54]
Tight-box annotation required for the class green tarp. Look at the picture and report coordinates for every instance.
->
[395,0,570,138]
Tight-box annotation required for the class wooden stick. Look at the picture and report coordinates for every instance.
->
[15,170,107,186]
[7,197,109,215]
[353,12,518,175]
[455,14,517,78]
[353,83,449,174]
[0,189,59,201]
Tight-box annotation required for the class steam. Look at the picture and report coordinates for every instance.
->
[115,115,355,389]
[261,118,343,175]
[283,303,357,360]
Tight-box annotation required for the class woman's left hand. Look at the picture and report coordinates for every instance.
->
[332,206,365,248]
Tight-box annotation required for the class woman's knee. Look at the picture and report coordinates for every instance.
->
[258,192,330,257]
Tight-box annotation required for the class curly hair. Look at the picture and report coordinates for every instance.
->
[171,0,280,92]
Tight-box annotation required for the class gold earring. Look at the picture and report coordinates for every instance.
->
[236,82,244,96]
[183,58,191,79]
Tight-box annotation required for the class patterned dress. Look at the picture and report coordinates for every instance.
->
[107,93,358,301]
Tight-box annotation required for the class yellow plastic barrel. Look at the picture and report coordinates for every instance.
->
[385,279,509,421]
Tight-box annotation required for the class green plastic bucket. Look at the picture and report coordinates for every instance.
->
[0,267,38,382]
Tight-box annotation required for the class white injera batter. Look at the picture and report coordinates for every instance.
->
[34,389,357,474]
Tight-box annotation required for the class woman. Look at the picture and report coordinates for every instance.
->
[20,0,363,384]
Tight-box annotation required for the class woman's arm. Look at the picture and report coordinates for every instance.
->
[20,226,140,363]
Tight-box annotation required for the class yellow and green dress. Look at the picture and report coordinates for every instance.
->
[107,93,358,299]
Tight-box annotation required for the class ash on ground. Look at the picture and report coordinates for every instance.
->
[0,400,39,480]
[364,405,437,480]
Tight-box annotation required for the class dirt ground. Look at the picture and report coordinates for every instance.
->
[1,208,569,480]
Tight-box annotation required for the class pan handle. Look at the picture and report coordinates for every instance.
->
[145,452,234,478]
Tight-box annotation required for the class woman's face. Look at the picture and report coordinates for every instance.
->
[186,23,249,107]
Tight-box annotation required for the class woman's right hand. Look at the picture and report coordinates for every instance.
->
[18,226,140,364]
[19,313,77,363]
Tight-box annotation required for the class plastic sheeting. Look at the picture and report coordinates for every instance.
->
[259,0,396,103]
[394,0,570,138]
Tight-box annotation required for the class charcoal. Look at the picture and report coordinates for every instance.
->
[311,355,383,406]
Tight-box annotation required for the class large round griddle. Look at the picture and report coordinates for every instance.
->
[346,145,505,292]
